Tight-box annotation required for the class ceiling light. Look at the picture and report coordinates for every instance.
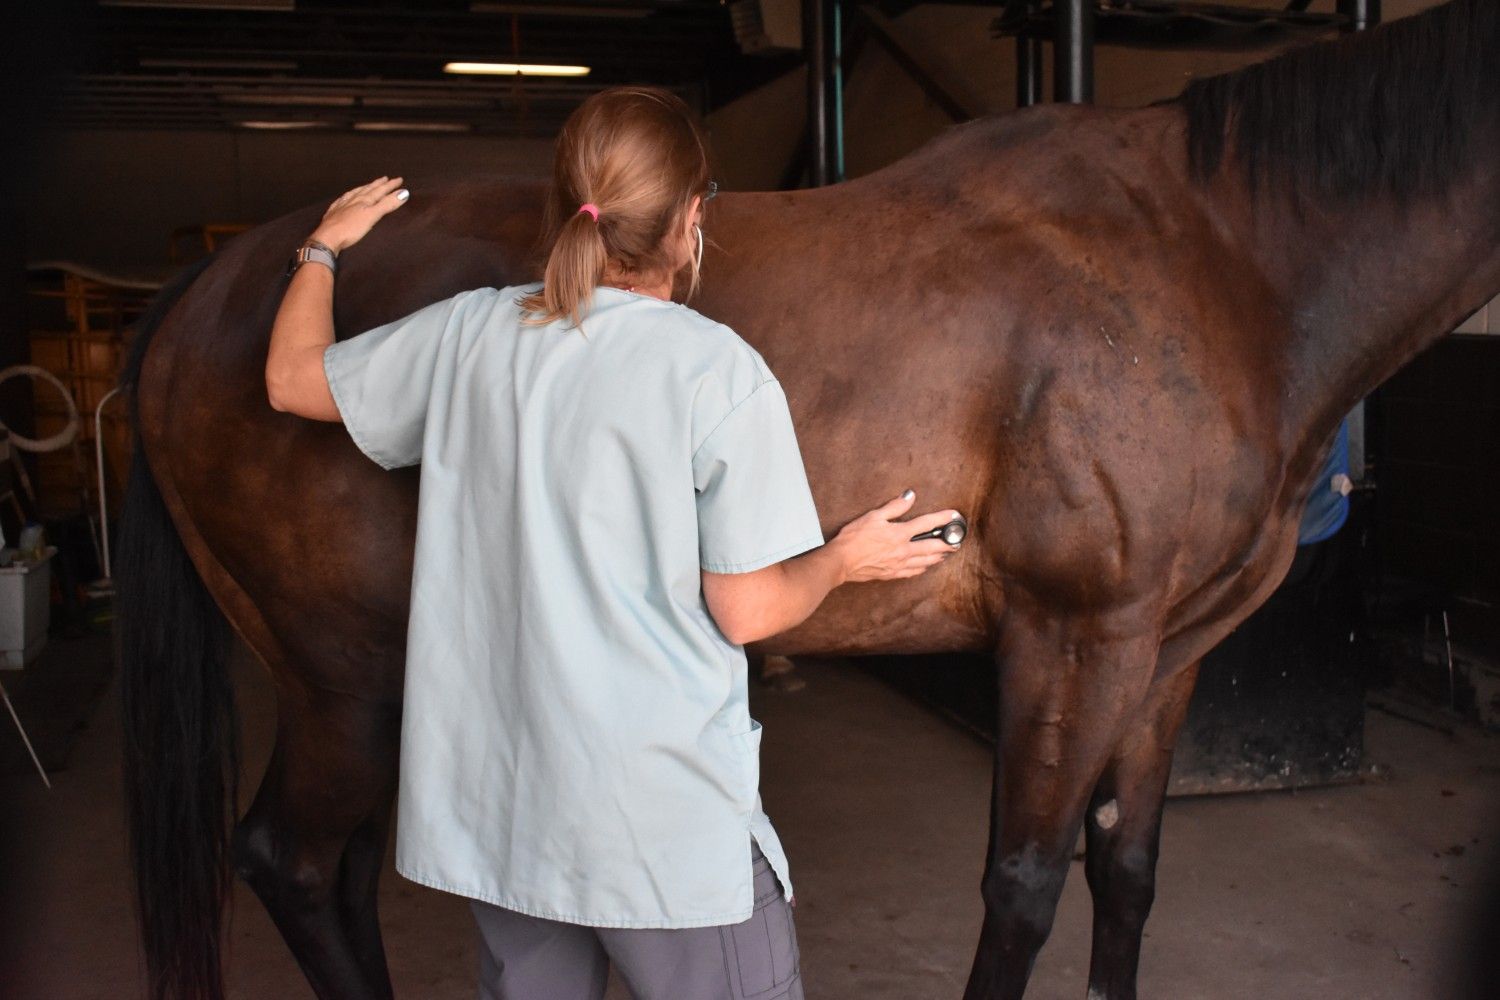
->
[140,57,299,71]
[470,3,651,18]
[353,121,473,133]
[364,96,489,110]
[102,1,294,10]
[219,93,357,107]
[235,120,327,130]
[444,61,591,78]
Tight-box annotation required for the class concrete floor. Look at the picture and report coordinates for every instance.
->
[5,637,1498,1000]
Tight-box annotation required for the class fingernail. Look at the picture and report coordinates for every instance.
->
[396,189,410,201]
[901,488,915,501]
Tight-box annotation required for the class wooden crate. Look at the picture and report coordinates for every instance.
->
[24,270,156,521]
[24,224,245,524]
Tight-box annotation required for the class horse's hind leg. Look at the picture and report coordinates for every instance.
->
[1083,662,1200,1000]
[340,801,398,987]
[233,687,401,1000]
[962,609,1160,1000]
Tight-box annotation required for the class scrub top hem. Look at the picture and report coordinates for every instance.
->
[394,863,757,929]
[701,532,826,574]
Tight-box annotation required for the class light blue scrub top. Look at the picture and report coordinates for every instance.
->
[323,282,824,928]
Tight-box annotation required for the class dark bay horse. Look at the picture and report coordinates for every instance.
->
[118,2,1499,998]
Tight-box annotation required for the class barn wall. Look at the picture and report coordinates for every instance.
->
[1375,336,1500,604]
[18,92,805,270]
[23,129,554,266]
[22,1,1456,267]
[705,66,807,194]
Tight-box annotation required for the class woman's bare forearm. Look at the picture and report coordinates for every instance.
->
[701,492,960,646]
[732,539,852,641]
[266,176,409,420]
[265,262,341,420]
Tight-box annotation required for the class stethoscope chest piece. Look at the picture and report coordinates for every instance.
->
[911,514,967,546]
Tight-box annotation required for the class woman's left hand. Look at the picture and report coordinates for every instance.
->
[309,175,410,254]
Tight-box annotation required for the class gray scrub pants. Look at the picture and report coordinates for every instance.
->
[469,842,804,1000]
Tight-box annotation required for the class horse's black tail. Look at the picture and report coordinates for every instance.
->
[116,252,239,1000]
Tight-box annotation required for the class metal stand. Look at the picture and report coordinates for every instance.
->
[1053,0,1094,104]
[1338,0,1382,32]
[89,387,122,596]
[0,677,50,788]
[803,0,844,186]
[1016,1,1043,108]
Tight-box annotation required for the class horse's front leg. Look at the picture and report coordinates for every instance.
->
[1084,661,1200,1000]
[962,607,1160,1000]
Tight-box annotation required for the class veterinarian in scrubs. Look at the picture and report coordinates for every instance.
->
[264,86,961,1000]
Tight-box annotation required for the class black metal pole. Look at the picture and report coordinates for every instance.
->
[804,0,837,187]
[1015,0,1043,108]
[1338,0,1382,32]
[829,0,844,183]
[1052,0,1094,104]
[1016,34,1042,107]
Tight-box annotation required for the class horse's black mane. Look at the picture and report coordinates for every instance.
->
[1179,0,1499,202]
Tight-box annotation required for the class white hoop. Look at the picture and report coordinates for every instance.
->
[0,365,81,453]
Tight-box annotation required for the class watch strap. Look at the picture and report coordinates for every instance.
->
[287,239,338,277]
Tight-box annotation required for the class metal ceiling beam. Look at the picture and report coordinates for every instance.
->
[59,0,742,133]
[46,70,685,133]
[89,2,735,80]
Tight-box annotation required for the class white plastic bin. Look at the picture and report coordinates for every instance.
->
[0,546,55,668]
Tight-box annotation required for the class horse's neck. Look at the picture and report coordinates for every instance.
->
[1237,164,1500,460]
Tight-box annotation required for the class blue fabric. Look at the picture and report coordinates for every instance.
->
[1297,419,1350,546]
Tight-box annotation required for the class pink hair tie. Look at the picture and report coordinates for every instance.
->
[577,202,600,221]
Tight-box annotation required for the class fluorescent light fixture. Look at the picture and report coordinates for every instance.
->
[235,120,327,130]
[470,3,651,18]
[364,96,489,110]
[103,1,294,10]
[140,57,299,71]
[219,93,357,107]
[353,121,472,133]
[444,61,591,77]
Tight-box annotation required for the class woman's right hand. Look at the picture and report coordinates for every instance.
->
[308,175,409,254]
[833,490,962,583]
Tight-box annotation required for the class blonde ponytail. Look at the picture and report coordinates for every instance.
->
[519,86,713,332]
[521,207,609,330]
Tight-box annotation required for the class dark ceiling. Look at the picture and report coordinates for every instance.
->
[41,2,1349,136]
[50,0,806,134]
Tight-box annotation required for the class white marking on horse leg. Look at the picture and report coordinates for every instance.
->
[1087,988,1108,1000]
[1094,799,1120,830]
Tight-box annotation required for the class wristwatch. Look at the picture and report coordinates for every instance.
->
[286,237,338,277]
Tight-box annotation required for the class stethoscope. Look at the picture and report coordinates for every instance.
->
[910,514,968,546]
